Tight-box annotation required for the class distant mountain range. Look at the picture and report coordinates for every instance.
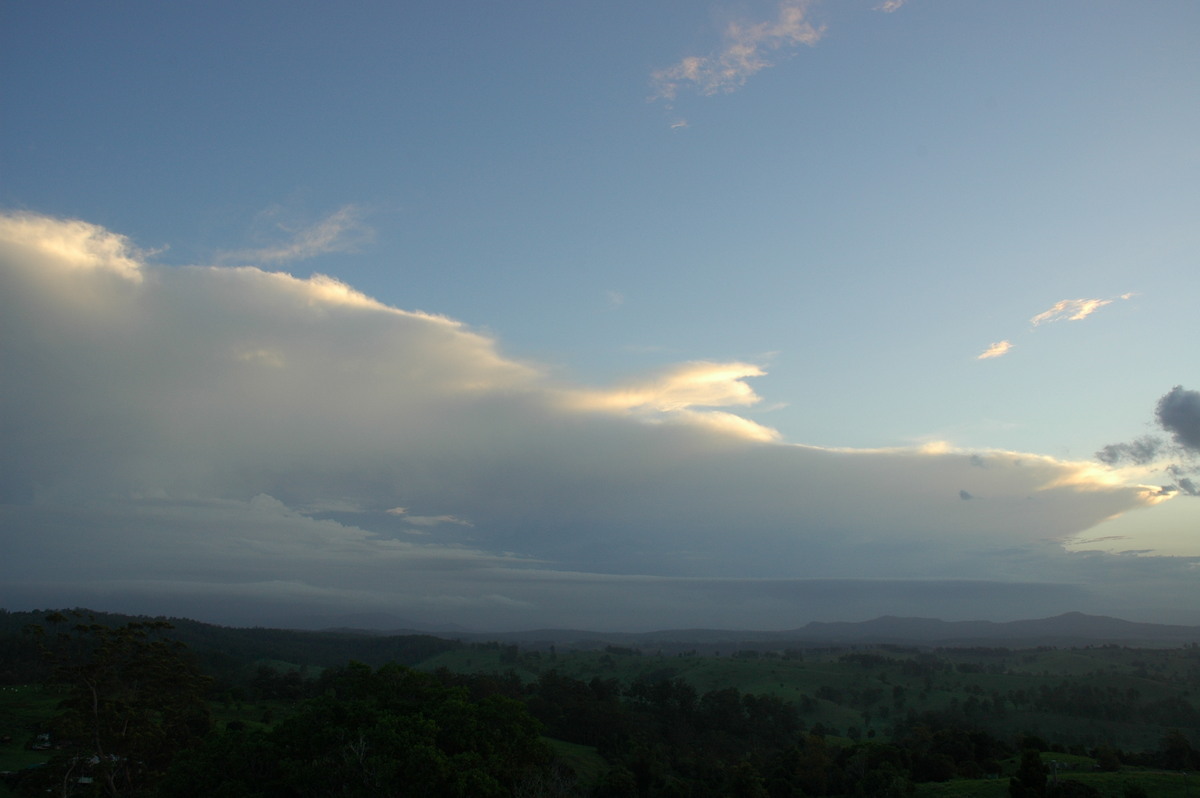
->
[453,612,1200,651]
[6,608,1199,655]
[786,612,1200,646]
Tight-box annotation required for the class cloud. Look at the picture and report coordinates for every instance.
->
[219,205,372,264]
[1097,386,1200,498]
[977,340,1013,360]
[1096,436,1163,466]
[570,361,766,412]
[1,212,1192,629]
[403,514,475,528]
[1029,297,1118,326]
[875,0,907,11]
[650,0,825,101]
[1156,386,1200,454]
[0,212,145,283]
[980,294,1134,360]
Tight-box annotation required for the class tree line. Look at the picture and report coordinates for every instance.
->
[6,613,1200,797]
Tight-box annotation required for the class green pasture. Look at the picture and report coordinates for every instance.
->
[0,685,57,771]
[914,770,1196,798]
[544,737,609,786]
[0,685,59,798]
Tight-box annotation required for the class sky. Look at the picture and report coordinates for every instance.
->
[2,0,1198,632]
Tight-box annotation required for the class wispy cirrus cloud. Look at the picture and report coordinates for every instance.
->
[978,293,1134,360]
[1030,295,1131,327]
[875,0,907,12]
[220,205,372,265]
[977,340,1013,360]
[650,0,825,102]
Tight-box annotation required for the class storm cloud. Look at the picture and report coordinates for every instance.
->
[0,212,1191,629]
[1096,437,1164,467]
[1097,386,1200,498]
[1157,386,1200,454]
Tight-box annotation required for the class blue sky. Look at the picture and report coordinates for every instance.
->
[2,1,1198,630]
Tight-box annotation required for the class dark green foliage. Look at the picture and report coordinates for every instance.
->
[1009,749,1048,797]
[1046,779,1100,797]
[26,613,213,796]
[594,764,638,797]
[1157,728,1199,770]
[159,662,555,797]
[8,609,1200,796]
[0,608,460,689]
[1093,744,1121,771]
[247,664,313,700]
[530,670,631,750]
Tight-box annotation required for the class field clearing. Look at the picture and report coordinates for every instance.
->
[0,686,57,771]
[912,769,1196,798]
[0,686,59,798]
[544,738,608,785]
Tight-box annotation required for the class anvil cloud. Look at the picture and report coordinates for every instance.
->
[0,213,1192,630]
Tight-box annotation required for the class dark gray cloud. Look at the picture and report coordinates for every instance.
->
[1179,479,1199,496]
[1156,386,1200,454]
[1097,387,1200,497]
[1096,436,1163,466]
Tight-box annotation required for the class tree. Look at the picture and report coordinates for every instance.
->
[1094,745,1121,772]
[1009,748,1047,798]
[159,662,556,797]
[31,613,212,797]
[1159,728,1199,770]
